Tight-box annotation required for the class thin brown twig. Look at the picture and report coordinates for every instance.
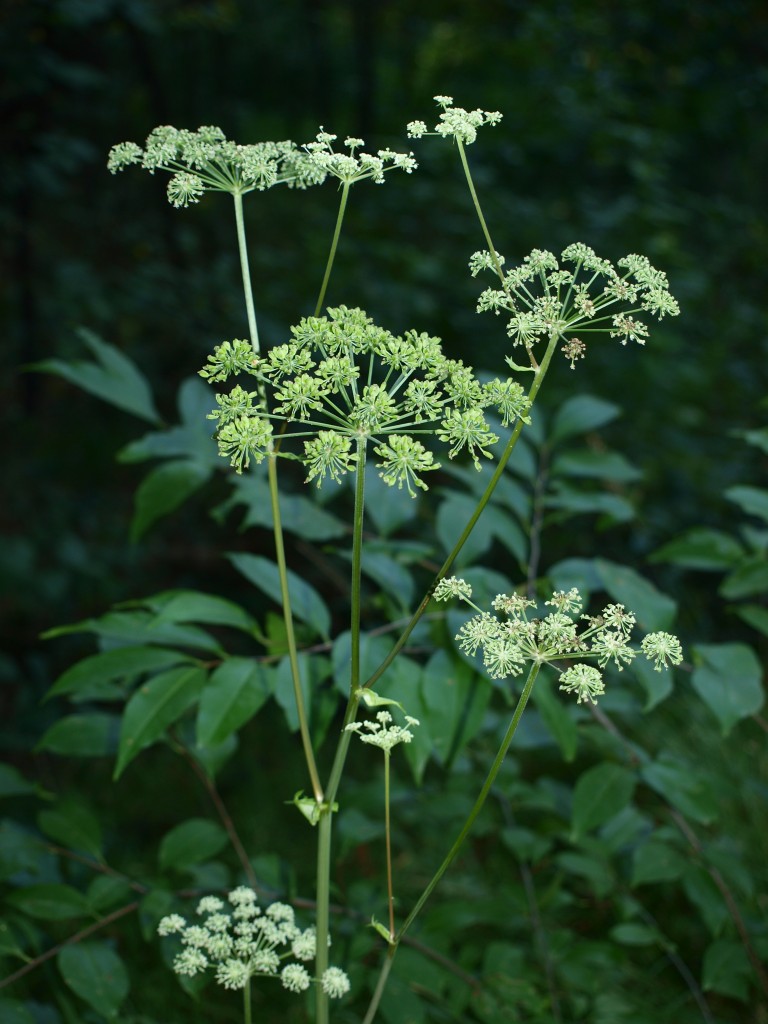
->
[0,901,139,992]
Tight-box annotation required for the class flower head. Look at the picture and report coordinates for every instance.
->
[346,709,420,752]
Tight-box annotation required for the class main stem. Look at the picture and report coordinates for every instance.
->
[315,441,368,1024]
[233,191,260,354]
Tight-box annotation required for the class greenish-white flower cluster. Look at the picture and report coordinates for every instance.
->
[201,305,531,488]
[407,95,503,145]
[468,243,679,366]
[346,709,420,752]
[108,124,416,206]
[434,578,683,700]
[157,887,349,999]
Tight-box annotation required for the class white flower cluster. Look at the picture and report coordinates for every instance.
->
[346,709,420,752]
[407,95,503,146]
[470,242,679,364]
[157,887,349,999]
[436,581,683,701]
[201,305,531,484]
[108,124,415,206]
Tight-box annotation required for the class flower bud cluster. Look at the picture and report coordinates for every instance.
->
[201,305,531,489]
[434,578,683,700]
[470,242,679,365]
[108,124,415,205]
[345,709,420,752]
[407,95,503,145]
[157,887,349,998]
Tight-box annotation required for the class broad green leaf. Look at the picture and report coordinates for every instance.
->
[87,875,133,913]
[719,556,768,600]
[381,655,433,784]
[641,755,719,825]
[702,939,751,1001]
[725,484,768,523]
[142,590,257,633]
[595,559,677,631]
[683,865,729,937]
[38,804,103,860]
[130,459,211,541]
[421,650,487,766]
[33,327,160,424]
[158,818,229,871]
[0,821,51,881]
[196,658,271,746]
[548,557,603,601]
[533,672,578,762]
[545,485,635,524]
[42,610,222,655]
[551,449,642,483]
[735,603,768,637]
[556,851,613,897]
[631,839,687,886]
[691,642,763,734]
[571,762,636,839]
[272,654,335,745]
[45,645,194,701]
[114,665,207,778]
[354,549,415,608]
[363,462,418,537]
[36,713,120,756]
[738,426,768,454]
[227,553,331,639]
[216,472,346,540]
[651,528,744,570]
[632,656,673,711]
[0,764,39,799]
[609,922,659,946]
[118,376,219,467]
[550,394,621,444]
[58,940,130,1018]
[436,492,494,567]
[0,999,35,1024]
[6,883,91,920]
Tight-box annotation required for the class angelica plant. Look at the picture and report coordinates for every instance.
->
[103,95,682,1024]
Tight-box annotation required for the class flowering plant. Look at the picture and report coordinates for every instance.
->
[77,96,683,1022]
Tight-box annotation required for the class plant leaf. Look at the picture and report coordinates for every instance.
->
[571,762,636,839]
[130,459,212,541]
[227,552,331,639]
[158,818,229,871]
[196,658,272,747]
[58,940,130,1018]
[691,642,764,734]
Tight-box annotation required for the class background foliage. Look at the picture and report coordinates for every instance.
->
[2,1,767,1022]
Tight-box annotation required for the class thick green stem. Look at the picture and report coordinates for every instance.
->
[314,182,351,316]
[233,191,260,354]
[364,331,561,693]
[243,979,252,1024]
[361,662,541,1024]
[314,441,367,1023]
[267,456,324,804]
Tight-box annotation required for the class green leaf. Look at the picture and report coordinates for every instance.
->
[0,764,40,799]
[227,552,331,639]
[272,654,335,745]
[609,922,660,946]
[216,472,346,540]
[6,883,91,920]
[0,999,35,1024]
[735,603,768,637]
[421,650,489,766]
[719,556,768,600]
[363,462,418,537]
[632,656,673,711]
[651,527,744,570]
[550,394,621,444]
[130,459,211,541]
[118,375,219,467]
[737,426,768,454]
[36,713,120,756]
[702,939,752,1001]
[38,804,103,860]
[58,940,130,1018]
[87,875,133,913]
[33,327,160,424]
[142,590,257,633]
[114,665,207,778]
[532,672,578,762]
[45,645,195,702]
[682,865,729,936]
[158,818,229,872]
[725,484,768,523]
[331,631,394,693]
[641,756,718,825]
[595,559,677,631]
[353,548,415,608]
[551,449,642,483]
[691,642,764,735]
[0,821,51,881]
[545,485,635,524]
[196,658,272,746]
[631,839,687,886]
[571,762,636,839]
[42,610,222,655]
[436,492,494,567]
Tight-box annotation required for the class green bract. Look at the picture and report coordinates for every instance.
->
[201,305,531,489]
